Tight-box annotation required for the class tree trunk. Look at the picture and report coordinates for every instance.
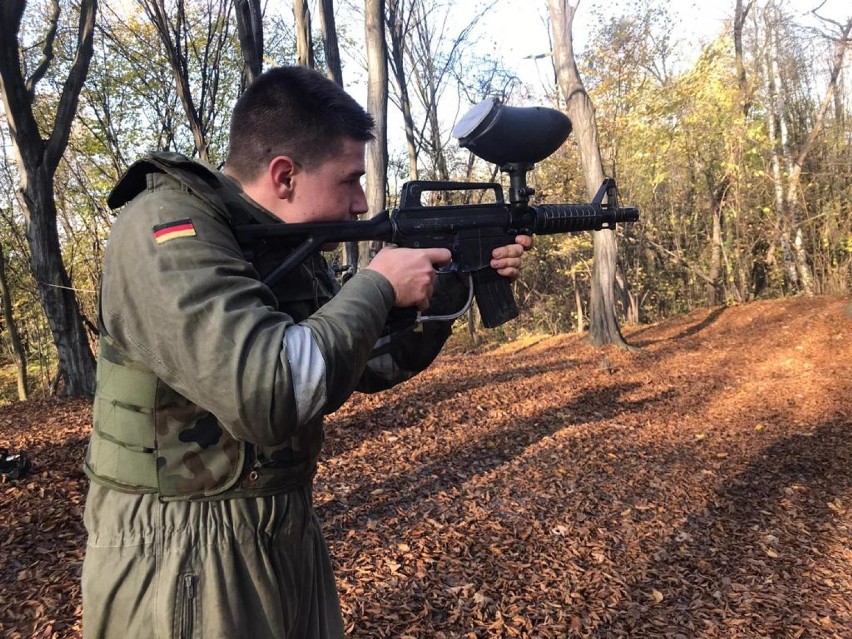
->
[318,0,343,85]
[615,265,639,324]
[142,0,206,161]
[234,0,263,91]
[316,0,357,272]
[734,0,754,117]
[386,0,419,180]
[294,0,315,68]
[467,306,479,347]
[141,0,231,163]
[703,170,728,305]
[548,0,629,348]
[572,270,584,334]
[707,207,724,304]
[763,18,798,291]
[0,243,28,400]
[362,0,389,269]
[0,0,97,397]
[780,17,851,296]
[25,174,96,396]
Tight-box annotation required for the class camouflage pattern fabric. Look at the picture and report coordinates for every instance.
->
[85,167,397,499]
[83,154,463,637]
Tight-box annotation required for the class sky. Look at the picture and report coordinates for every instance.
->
[478,0,850,94]
[333,0,850,164]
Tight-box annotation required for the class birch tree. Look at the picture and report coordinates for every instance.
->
[548,0,629,348]
[764,6,850,295]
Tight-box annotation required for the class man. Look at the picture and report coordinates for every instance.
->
[82,66,531,638]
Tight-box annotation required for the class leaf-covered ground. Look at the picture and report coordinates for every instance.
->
[1,296,850,638]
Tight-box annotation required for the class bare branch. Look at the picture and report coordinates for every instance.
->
[45,0,97,173]
[24,0,61,97]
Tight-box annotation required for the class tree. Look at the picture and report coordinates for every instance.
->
[294,0,315,68]
[401,0,491,182]
[0,241,28,401]
[235,0,263,90]
[139,0,235,162]
[316,0,359,272]
[778,10,850,295]
[548,0,629,348]
[385,0,418,180]
[362,0,389,268]
[318,0,343,85]
[0,0,97,396]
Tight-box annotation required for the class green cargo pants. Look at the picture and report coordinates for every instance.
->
[82,482,343,638]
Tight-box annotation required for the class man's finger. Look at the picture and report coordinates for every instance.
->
[515,235,534,249]
[491,244,524,260]
[424,248,452,266]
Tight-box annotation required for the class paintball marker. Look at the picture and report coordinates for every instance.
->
[235,98,639,328]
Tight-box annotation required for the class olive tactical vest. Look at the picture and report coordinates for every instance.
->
[85,153,337,500]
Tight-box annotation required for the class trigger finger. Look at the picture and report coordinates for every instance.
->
[491,256,521,270]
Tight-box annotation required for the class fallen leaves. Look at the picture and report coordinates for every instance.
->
[1,296,851,638]
[0,399,89,639]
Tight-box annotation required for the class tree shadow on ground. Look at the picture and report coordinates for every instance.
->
[597,417,852,636]
[319,380,660,531]
[324,354,583,458]
[629,306,729,348]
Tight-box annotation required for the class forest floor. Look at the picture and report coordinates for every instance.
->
[0,296,850,638]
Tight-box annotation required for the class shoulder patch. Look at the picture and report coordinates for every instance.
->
[153,219,197,244]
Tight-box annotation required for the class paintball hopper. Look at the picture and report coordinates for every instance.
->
[453,98,572,167]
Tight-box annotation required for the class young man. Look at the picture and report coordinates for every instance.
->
[82,66,530,638]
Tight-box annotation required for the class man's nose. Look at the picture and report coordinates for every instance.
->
[352,188,369,216]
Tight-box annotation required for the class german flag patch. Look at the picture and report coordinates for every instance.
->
[153,219,197,244]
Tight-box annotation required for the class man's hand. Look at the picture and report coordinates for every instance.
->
[490,235,533,281]
[366,247,452,311]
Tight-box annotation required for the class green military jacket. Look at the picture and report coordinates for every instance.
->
[85,153,461,500]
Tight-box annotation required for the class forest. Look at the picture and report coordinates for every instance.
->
[0,1,851,637]
[0,0,848,400]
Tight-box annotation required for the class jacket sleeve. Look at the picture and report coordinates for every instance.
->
[101,185,395,447]
[356,272,469,393]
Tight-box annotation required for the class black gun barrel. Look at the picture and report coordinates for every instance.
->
[533,204,639,234]
[235,213,393,245]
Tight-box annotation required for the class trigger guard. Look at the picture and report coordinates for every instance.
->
[435,261,459,275]
[418,273,474,323]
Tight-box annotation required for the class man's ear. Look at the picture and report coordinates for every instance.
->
[268,156,299,200]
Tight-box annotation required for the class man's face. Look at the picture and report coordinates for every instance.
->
[284,137,368,224]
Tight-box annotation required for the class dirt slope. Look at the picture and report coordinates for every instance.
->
[1,296,850,638]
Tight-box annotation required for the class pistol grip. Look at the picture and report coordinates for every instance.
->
[472,268,518,328]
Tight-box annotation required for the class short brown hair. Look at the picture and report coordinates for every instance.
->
[226,66,375,181]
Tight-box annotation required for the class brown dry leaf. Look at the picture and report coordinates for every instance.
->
[4,298,852,638]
